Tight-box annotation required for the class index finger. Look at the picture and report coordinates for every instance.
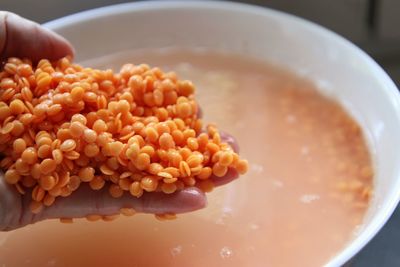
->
[0,11,74,62]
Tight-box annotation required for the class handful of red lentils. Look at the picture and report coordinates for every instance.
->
[0,57,248,221]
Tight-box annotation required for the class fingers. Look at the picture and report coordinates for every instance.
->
[34,184,206,221]
[0,11,74,62]
[220,131,239,153]
[206,131,240,187]
[210,167,239,187]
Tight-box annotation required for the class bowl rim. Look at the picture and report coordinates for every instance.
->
[43,1,400,266]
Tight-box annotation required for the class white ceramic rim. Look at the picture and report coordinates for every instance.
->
[43,1,400,266]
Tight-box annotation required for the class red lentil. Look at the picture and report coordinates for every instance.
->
[0,57,248,221]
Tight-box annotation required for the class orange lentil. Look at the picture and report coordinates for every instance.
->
[191,165,203,176]
[158,171,173,179]
[68,175,81,191]
[11,120,25,136]
[1,122,14,135]
[13,138,26,154]
[187,137,199,150]
[148,163,163,175]
[155,213,177,221]
[236,159,249,175]
[60,186,72,197]
[4,169,20,184]
[84,143,100,157]
[183,129,196,140]
[109,141,124,157]
[57,171,70,188]
[21,147,37,164]
[159,133,175,150]
[145,127,159,143]
[140,145,155,157]
[0,157,13,169]
[129,181,143,197]
[89,176,105,190]
[37,144,52,158]
[102,214,120,222]
[154,124,169,138]
[219,151,234,166]
[182,176,196,186]
[70,121,85,138]
[60,218,74,224]
[43,194,55,206]
[176,102,192,118]
[161,182,177,194]
[213,132,221,145]
[197,167,213,180]
[52,149,63,164]
[136,153,150,170]
[178,80,195,96]
[141,176,158,192]
[47,104,63,116]
[40,158,57,175]
[100,164,115,175]
[71,114,87,125]
[32,185,45,202]
[186,155,203,168]
[118,178,132,191]
[71,86,84,102]
[86,214,102,221]
[197,180,214,193]
[19,113,34,125]
[179,161,191,177]
[30,201,43,214]
[164,167,180,177]
[83,128,97,143]
[107,157,120,170]
[31,163,42,179]
[15,158,30,174]
[60,139,76,152]
[78,166,95,182]
[206,142,220,154]
[0,105,11,120]
[126,143,140,160]
[120,208,136,216]
[9,99,25,114]
[179,147,192,160]
[213,162,228,177]
[168,150,182,167]
[92,119,108,133]
[109,184,124,198]
[39,175,56,191]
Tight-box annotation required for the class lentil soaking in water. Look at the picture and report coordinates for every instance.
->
[0,49,373,267]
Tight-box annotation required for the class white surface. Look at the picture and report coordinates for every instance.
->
[43,1,400,266]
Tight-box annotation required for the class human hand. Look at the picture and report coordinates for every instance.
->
[0,12,239,231]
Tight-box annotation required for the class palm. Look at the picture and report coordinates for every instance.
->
[0,12,240,231]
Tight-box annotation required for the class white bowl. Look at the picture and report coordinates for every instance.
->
[44,1,400,266]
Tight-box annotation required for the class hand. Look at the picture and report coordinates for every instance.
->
[0,12,239,231]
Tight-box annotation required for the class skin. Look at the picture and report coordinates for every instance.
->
[0,11,239,231]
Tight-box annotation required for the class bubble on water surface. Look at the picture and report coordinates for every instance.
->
[220,246,234,259]
[249,223,260,230]
[301,146,310,156]
[251,163,264,174]
[170,245,183,257]
[300,194,320,204]
[271,179,284,188]
[286,114,297,123]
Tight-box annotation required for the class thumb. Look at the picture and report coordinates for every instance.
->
[26,184,207,223]
[0,11,74,62]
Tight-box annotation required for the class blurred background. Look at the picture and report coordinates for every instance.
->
[1,0,399,266]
